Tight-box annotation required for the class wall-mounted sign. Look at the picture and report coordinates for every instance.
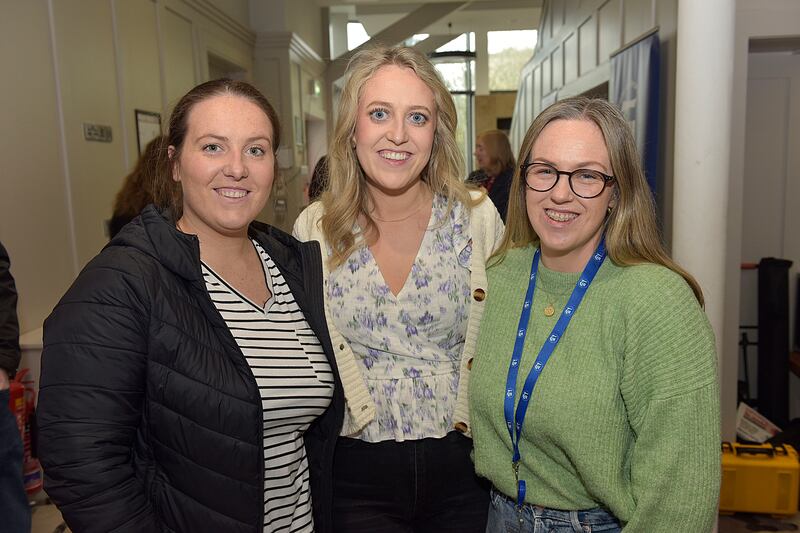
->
[83,123,112,142]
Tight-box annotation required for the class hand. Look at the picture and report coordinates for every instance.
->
[0,368,9,390]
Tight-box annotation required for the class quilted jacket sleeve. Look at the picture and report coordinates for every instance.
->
[37,249,164,533]
[0,241,20,376]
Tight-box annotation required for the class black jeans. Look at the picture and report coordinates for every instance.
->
[333,431,489,533]
[0,389,31,533]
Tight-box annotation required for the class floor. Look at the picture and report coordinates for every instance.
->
[26,503,800,533]
[718,513,800,532]
[31,501,69,533]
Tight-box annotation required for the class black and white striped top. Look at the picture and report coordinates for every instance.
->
[202,240,334,533]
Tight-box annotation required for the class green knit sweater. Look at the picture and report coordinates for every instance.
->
[470,245,720,532]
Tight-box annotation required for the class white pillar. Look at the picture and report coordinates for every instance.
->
[672,0,737,441]
[674,4,736,527]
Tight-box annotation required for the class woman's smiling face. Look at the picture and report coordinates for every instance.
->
[525,118,616,272]
[171,94,275,237]
[353,65,436,196]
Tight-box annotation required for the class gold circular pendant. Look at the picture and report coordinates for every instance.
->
[543,305,555,317]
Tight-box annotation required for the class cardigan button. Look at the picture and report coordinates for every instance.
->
[339,343,345,350]
[467,357,474,371]
[472,288,486,302]
[454,422,468,433]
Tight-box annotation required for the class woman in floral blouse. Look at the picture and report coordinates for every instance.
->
[294,45,503,532]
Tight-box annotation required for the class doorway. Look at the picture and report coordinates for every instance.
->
[739,45,800,416]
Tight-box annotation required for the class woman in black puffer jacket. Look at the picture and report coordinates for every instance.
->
[37,79,343,533]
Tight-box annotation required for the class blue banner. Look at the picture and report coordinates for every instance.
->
[610,30,660,197]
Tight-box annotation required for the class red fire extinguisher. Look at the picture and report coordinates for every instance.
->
[7,368,43,497]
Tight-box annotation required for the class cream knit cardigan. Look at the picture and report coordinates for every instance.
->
[293,191,503,437]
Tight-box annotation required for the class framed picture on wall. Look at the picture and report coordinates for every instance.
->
[135,109,162,155]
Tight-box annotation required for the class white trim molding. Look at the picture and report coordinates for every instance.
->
[177,0,255,46]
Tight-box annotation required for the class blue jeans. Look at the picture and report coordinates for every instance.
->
[487,487,622,533]
[0,389,31,533]
[333,431,490,532]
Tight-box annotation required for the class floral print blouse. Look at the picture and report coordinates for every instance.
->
[328,194,473,442]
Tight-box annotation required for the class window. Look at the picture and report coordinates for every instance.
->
[437,33,476,53]
[403,34,430,47]
[429,33,476,174]
[488,30,537,91]
[347,21,370,51]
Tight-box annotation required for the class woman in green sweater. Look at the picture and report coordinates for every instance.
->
[469,97,720,532]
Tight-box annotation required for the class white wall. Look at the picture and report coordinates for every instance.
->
[210,0,251,29]
[286,0,324,58]
[0,2,76,335]
[52,0,128,265]
[115,0,163,170]
[0,0,255,335]
[250,0,324,60]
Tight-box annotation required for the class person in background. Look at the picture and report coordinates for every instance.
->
[307,154,329,203]
[38,79,343,533]
[467,129,515,222]
[469,97,720,532]
[0,240,30,533]
[294,45,503,533]
[108,135,164,238]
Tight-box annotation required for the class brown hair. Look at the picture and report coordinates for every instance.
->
[319,45,478,269]
[476,129,515,177]
[113,135,164,218]
[152,78,281,218]
[495,96,704,304]
[308,155,329,202]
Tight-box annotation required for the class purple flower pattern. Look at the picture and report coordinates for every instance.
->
[328,194,473,441]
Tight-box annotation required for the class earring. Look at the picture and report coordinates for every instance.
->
[606,206,613,217]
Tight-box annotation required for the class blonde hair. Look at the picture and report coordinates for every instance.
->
[320,45,477,269]
[495,96,704,305]
[476,129,515,177]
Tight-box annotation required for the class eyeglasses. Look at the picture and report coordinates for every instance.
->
[520,162,615,199]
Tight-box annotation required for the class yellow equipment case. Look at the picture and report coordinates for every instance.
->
[720,442,800,516]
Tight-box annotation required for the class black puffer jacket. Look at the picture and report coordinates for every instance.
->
[0,241,20,376]
[466,166,513,223]
[38,206,344,533]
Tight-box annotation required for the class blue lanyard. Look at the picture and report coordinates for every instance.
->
[503,239,607,508]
